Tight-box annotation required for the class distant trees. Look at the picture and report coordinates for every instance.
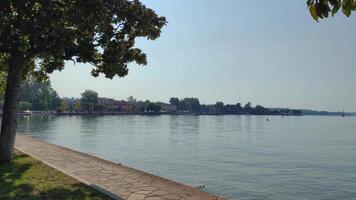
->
[3,80,304,117]
[169,97,201,113]
[253,105,269,115]
[146,103,161,113]
[80,90,99,113]
[214,102,225,114]
[74,100,81,112]
[127,96,137,112]
[182,98,201,113]
[224,103,243,114]
[3,83,305,117]
[17,77,61,111]
[18,101,32,111]
[244,102,252,113]
[59,98,80,113]
[169,97,179,107]
[166,97,302,116]
[60,100,70,112]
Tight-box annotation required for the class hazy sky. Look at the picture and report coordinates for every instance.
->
[50,0,356,111]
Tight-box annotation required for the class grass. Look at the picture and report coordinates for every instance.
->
[0,151,113,200]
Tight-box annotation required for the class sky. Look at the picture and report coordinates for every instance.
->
[50,0,356,112]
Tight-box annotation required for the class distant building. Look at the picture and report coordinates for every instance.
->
[98,98,129,112]
[115,100,129,112]
[98,98,116,110]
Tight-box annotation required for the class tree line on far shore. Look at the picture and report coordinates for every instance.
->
[168,97,302,115]
[0,78,302,116]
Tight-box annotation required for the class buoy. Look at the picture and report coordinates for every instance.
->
[197,185,206,189]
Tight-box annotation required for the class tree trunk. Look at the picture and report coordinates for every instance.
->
[0,55,26,163]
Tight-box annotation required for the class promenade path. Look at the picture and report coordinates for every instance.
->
[15,134,224,200]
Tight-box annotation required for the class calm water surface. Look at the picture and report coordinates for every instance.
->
[17,115,356,200]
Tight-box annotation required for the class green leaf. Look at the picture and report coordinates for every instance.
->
[310,4,319,21]
[342,0,354,16]
[329,0,338,6]
[332,1,341,16]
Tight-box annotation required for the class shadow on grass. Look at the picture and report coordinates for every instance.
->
[0,152,114,200]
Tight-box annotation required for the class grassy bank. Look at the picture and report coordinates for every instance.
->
[0,151,113,200]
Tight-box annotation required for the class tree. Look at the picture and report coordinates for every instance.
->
[50,91,61,110]
[18,77,59,111]
[0,72,6,98]
[127,96,137,113]
[224,103,242,114]
[60,97,81,112]
[307,0,355,21]
[74,99,81,112]
[146,103,161,113]
[176,98,201,113]
[189,98,201,113]
[244,102,252,112]
[169,97,179,106]
[80,90,99,113]
[214,102,225,114]
[60,100,69,112]
[127,96,136,103]
[254,105,268,115]
[0,0,166,162]
[18,101,32,111]
[236,103,242,111]
[178,100,187,112]
[138,105,145,113]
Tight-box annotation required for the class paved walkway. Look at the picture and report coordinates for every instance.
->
[15,134,224,200]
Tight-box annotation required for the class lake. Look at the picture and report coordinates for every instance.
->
[17,115,356,200]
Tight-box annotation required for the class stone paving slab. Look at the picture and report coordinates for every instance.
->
[15,134,224,200]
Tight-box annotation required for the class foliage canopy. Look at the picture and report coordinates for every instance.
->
[307,0,356,21]
[0,0,167,79]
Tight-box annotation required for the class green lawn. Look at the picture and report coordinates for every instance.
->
[0,151,113,200]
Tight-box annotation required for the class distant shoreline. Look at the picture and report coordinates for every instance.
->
[56,112,304,116]
[4,111,354,117]
[12,111,305,116]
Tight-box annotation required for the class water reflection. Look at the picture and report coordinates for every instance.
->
[17,115,31,133]
[17,115,55,140]
[168,115,180,133]
[78,116,100,149]
[180,115,200,134]
[79,116,99,135]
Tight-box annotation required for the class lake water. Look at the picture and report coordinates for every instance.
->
[17,115,356,200]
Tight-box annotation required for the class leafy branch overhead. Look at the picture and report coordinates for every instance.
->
[0,0,167,79]
[307,0,356,21]
[0,0,166,162]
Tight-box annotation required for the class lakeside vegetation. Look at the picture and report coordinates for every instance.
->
[0,151,112,200]
[0,78,302,116]
[5,77,354,116]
